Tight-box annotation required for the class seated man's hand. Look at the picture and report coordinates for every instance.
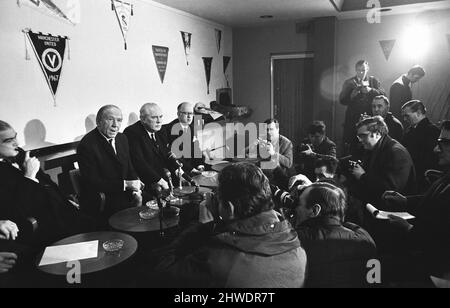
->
[382,191,407,208]
[266,142,276,156]
[23,151,40,180]
[0,220,19,241]
[289,174,312,190]
[157,178,169,190]
[351,164,366,180]
[0,253,18,274]
[301,144,314,156]
[388,214,413,232]
[125,180,141,192]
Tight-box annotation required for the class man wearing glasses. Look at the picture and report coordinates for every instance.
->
[163,102,204,175]
[383,120,450,287]
[348,116,416,206]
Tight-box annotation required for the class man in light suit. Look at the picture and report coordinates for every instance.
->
[77,105,142,225]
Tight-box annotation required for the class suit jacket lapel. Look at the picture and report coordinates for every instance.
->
[95,129,121,164]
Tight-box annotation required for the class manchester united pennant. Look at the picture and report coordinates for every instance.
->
[111,0,134,50]
[23,29,68,106]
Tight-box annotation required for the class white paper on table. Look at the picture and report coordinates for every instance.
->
[366,204,415,220]
[210,111,223,120]
[39,240,99,266]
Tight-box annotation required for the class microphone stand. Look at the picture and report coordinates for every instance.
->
[153,184,165,237]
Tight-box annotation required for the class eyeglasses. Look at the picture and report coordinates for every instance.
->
[437,138,450,148]
[356,132,371,140]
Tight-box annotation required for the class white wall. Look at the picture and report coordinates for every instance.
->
[0,0,232,149]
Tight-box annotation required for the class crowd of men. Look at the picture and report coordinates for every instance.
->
[1,60,449,288]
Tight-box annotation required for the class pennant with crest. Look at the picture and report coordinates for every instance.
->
[17,0,81,25]
[23,28,69,106]
[202,57,213,95]
[180,31,192,66]
[379,39,396,61]
[111,0,134,50]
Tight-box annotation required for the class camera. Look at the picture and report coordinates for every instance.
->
[270,184,296,209]
[348,160,359,168]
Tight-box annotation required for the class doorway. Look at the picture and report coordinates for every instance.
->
[271,53,314,146]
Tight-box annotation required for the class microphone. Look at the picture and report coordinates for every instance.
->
[163,168,174,192]
[167,151,199,187]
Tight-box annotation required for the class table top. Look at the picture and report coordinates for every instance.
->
[192,172,219,187]
[37,231,137,276]
[109,206,180,233]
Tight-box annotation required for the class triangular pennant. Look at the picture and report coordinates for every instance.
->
[111,0,133,50]
[223,56,231,88]
[180,31,192,66]
[152,45,169,83]
[24,29,68,106]
[447,34,450,53]
[202,57,213,95]
[215,29,222,54]
[17,0,81,25]
[223,56,231,74]
[379,39,396,61]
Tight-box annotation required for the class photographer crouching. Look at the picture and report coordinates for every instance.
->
[146,162,307,288]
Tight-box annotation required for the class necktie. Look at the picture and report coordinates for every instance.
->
[108,139,117,154]
[151,133,156,141]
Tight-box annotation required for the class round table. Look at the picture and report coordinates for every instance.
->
[37,232,137,276]
[109,206,180,233]
[192,172,218,188]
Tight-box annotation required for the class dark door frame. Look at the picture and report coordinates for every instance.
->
[270,52,314,118]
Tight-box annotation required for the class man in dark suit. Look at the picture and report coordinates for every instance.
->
[296,121,336,181]
[371,95,404,142]
[77,105,142,224]
[401,100,440,191]
[383,120,450,285]
[389,65,425,119]
[348,116,416,206]
[339,60,385,155]
[0,120,91,247]
[124,103,179,193]
[162,102,204,174]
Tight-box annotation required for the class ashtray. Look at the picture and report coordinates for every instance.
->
[201,171,217,178]
[139,208,158,220]
[103,239,124,252]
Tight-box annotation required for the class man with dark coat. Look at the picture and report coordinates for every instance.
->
[124,103,181,192]
[349,116,416,206]
[383,120,450,286]
[294,182,377,288]
[401,100,440,191]
[77,105,142,224]
[339,60,385,155]
[371,95,404,142]
[148,162,307,288]
[162,102,204,174]
[389,65,425,119]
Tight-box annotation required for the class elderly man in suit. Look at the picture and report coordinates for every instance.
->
[162,102,204,175]
[77,105,142,225]
[124,103,181,193]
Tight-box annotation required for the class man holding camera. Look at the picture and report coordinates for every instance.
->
[340,60,385,155]
[347,116,416,206]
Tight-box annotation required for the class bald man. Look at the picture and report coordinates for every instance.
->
[124,103,180,192]
[77,105,142,225]
[163,102,204,174]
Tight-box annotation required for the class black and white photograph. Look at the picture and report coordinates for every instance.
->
[1,0,450,291]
